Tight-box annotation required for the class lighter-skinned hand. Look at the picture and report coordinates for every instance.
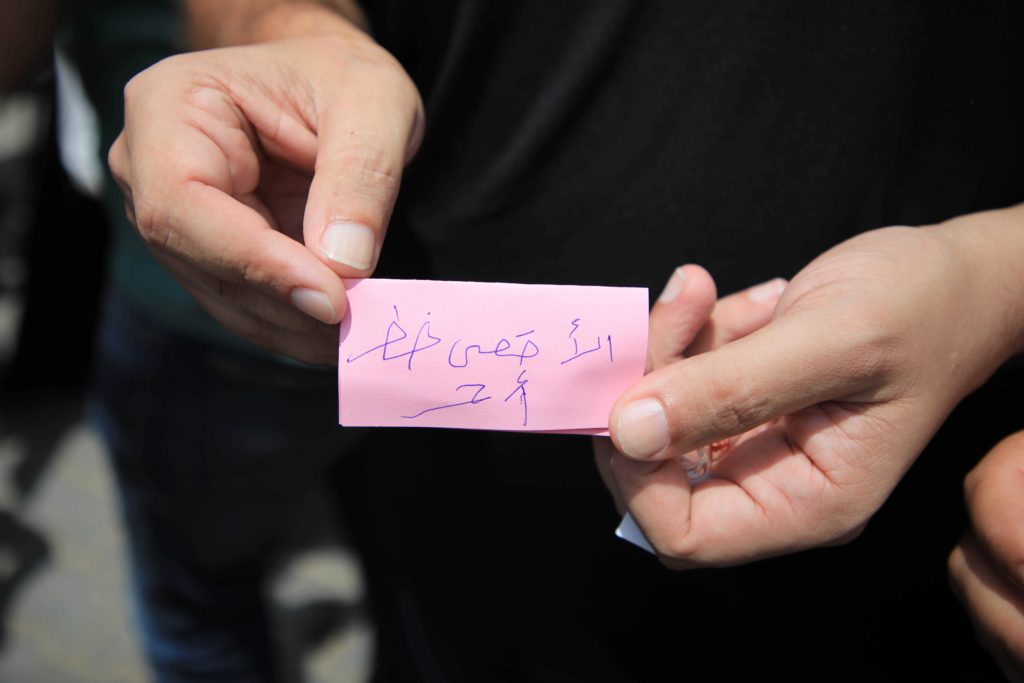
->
[602,214,1024,568]
[109,30,423,364]
[594,265,786,514]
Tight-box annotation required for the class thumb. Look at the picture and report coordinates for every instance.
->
[303,70,424,276]
[609,309,878,460]
[964,431,1024,591]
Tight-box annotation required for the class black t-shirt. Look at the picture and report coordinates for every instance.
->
[371,0,1024,292]
[328,2,1024,681]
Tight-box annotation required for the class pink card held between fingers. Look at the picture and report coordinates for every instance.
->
[338,279,648,434]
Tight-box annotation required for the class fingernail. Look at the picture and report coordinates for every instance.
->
[291,287,336,324]
[615,398,670,459]
[320,222,375,270]
[748,278,786,303]
[658,267,687,303]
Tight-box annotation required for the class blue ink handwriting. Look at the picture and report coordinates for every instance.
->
[346,306,443,370]
[448,330,540,368]
[503,370,529,427]
[401,383,492,419]
[561,318,611,365]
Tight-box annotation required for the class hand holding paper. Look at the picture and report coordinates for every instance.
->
[593,266,784,551]
[605,220,1024,568]
[108,13,424,365]
[338,279,648,433]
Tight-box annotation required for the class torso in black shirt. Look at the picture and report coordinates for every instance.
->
[330,2,1024,680]
[369,0,1024,291]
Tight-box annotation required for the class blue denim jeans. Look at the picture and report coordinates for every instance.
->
[89,294,357,682]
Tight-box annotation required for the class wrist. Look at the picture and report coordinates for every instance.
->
[186,0,370,49]
[931,205,1024,364]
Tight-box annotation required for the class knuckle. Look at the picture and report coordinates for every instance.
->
[348,40,408,84]
[123,54,191,111]
[699,373,764,437]
[132,198,174,251]
[107,136,126,179]
[336,145,401,189]
[406,80,425,115]
[131,197,157,238]
[122,73,142,106]
[320,35,414,94]
[387,66,421,108]
[121,63,160,106]
[360,55,401,83]
[237,255,286,295]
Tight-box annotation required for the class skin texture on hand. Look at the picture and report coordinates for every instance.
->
[594,266,785,516]
[108,5,424,364]
[601,207,1024,568]
[949,431,1024,682]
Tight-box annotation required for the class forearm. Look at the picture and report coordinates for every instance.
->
[933,203,1024,370]
[184,0,369,49]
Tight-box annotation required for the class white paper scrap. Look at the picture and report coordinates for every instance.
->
[615,512,655,555]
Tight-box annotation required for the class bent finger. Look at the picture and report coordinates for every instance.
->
[117,69,347,327]
[186,284,339,366]
[609,427,837,567]
[646,265,716,372]
[155,181,349,325]
[156,252,340,341]
[687,278,786,355]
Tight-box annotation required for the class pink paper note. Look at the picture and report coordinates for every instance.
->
[338,279,648,433]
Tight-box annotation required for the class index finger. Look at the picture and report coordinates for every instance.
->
[167,180,350,323]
